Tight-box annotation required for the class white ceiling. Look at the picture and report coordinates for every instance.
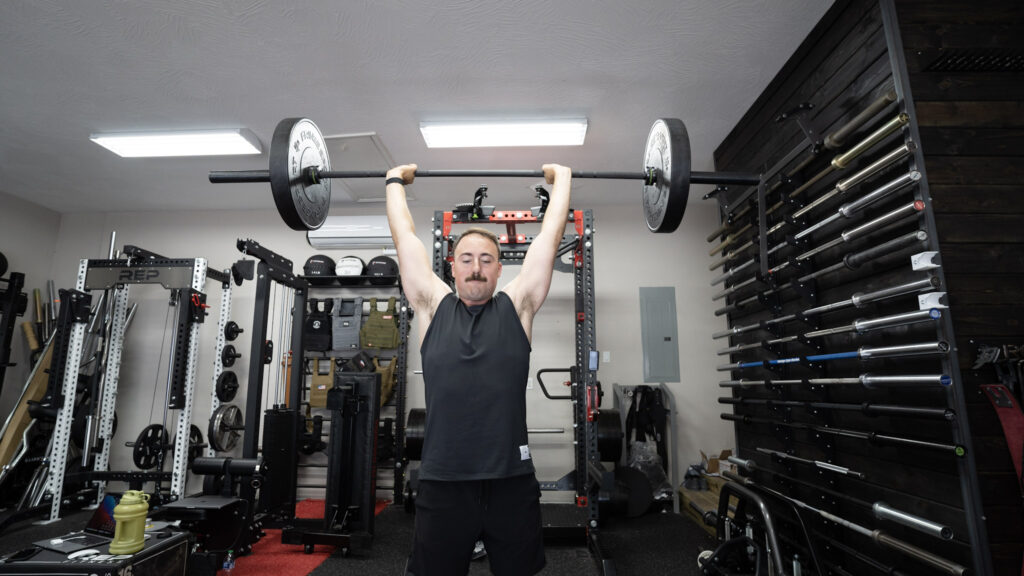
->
[0,0,832,225]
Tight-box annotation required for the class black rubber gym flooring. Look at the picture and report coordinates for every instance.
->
[310,504,717,575]
[0,503,717,575]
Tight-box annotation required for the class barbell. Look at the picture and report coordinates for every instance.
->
[209,117,761,233]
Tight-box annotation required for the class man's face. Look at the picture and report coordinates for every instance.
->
[452,234,502,305]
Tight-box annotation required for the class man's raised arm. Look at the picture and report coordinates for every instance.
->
[504,163,572,317]
[385,164,449,316]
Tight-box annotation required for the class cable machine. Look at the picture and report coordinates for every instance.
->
[37,245,230,523]
[218,239,383,555]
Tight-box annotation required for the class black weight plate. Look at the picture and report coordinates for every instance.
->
[222,344,240,367]
[217,370,239,402]
[269,118,331,231]
[224,320,243,341]
[0,251,6,277]
[188,424,204,463]
[642,118,690,233]
[615,466,654,518]
[133,424,168,470]
[405,408,426,460]
[597,409,624,463]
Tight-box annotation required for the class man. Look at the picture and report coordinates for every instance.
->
[385,163,572,576]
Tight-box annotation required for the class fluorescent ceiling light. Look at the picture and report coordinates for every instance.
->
[419,119,588,148]
[90,128,262,157]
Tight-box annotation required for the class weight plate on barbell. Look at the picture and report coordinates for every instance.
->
[642,118,690,233]
[216,370,239,402]
[222,344,240,367]
[224,320,243,341]
[269,117,331,231]
[209,404,243,452]
[133,423,169,470]
[188,424,204,464]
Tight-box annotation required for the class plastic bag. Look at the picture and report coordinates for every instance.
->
[628,440,673,501]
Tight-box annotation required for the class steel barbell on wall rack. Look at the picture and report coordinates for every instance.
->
[208,117,762,233]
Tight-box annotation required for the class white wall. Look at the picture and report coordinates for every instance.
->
[590,201,736,473]
[0,191,61,425]
[35,197,735,502]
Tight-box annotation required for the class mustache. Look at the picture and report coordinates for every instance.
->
[466,273,487,282]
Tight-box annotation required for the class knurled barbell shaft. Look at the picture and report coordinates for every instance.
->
[209,168,760,186]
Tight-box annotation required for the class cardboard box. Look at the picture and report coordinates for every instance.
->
[700,449,733,473]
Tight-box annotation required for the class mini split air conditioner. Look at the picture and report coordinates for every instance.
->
[306,215,394,249]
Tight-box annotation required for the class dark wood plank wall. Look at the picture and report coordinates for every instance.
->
[895,1,1024,574]
[704,0,1016,573]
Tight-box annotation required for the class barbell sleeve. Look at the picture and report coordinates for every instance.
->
[721,413,964,455]
[722,471,967,576]
[862,373,952,387]
[706,142,914,272]
[858,340,949,358]
[831,113,910,170]
[792,141,915,220]
[720,396,953,421]
[784,113,909,200]
[718,374,950,388]
[872,531,967,576]
[873,502,954,541]
[802,276,939,316]
[846,229,928,268]
[825,88,898,149]
[754,447,866,479]
[794,170,921,240]
[740,457,954,543]
[718,340,948,370]
[781,200,925,271]
[708,88,901,240]
[795,230,928,284]
[210,170,272,183]
[732,111,911,231]
[713,231,930,315]
[711,165,920,280]
[716,308,940,355]
[802,308,940,338]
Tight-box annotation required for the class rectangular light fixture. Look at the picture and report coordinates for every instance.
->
[90,128,262,157]
[419,119,588,148]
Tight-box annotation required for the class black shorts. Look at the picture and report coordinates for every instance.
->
[406,473,545,576]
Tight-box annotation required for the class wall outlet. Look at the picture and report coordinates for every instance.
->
[602,350,611,363]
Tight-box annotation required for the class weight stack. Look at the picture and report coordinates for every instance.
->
[257,407,303,518]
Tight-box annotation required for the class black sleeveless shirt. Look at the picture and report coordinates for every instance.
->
[419,291,534,480]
